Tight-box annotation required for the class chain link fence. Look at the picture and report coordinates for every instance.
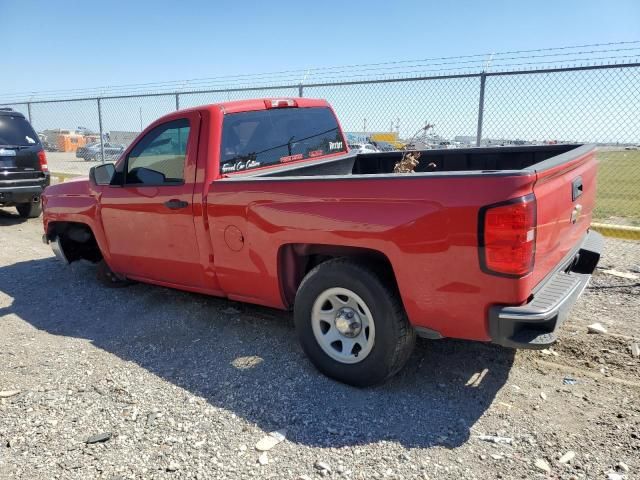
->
[2,63,639,241]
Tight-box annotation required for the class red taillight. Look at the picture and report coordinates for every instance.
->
[479,195,536,277]
[264,98,297,109]
[38,150,48,172]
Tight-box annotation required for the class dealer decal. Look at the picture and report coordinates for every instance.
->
[221,159,262,173]
[279,153,304,163]
[309,150,324,157]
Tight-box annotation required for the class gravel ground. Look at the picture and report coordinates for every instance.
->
[47,152,94,176]
[0,211,639,480]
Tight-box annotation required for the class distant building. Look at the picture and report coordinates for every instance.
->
[344,132,371,144]
[40,129,96,152]
[108,130,139,146]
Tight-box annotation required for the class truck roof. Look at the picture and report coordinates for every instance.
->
[176,98,331,116]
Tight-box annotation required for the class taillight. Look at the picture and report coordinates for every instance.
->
[264,99,297,109]
[479,194,536,277]
[38,150,48,172]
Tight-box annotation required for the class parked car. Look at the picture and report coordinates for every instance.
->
[37,133,58,152]
[348,143,378,154]
[42,98,602,386]
[0,107,50,218]
[41,139,58,152]
[371,140,397,152]
[76,142,125,162]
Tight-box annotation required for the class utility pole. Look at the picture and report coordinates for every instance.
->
[139,107,143,131]
[363,118,367,134]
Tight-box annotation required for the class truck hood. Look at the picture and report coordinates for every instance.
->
[44,176,91,197]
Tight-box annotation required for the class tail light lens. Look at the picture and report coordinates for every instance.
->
[38,150,48,172]
[479,194,536,277]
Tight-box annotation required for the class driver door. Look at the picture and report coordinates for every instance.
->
[100,112,204,288]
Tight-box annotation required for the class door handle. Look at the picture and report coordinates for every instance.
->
[164,199,189,210]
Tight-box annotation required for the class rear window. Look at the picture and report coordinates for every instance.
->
[0,115,39,146]
[220,107,346,173]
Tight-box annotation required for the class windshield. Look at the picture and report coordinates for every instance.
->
[220,107,346,173]
[0,115,39,146]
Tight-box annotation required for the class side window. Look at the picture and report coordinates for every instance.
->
[125,119,190,185]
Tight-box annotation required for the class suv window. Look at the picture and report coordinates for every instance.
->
[125,119,190,185]
[0,114,39,146]
[220,107,346,173]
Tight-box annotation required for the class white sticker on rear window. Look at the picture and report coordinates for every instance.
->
[329,141,343,150]
[25,136,36,144]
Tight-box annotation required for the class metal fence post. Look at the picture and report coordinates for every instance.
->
[27,102,32,124]
[175,93,180,111]
[476,73,486,147]
[298,84,304,98]
[97,98,105,163]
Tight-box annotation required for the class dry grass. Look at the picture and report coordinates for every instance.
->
[594,149,640,226]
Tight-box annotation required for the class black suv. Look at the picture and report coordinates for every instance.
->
[0,108,50,218]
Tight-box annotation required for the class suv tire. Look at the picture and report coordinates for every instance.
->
[16,200,42,218]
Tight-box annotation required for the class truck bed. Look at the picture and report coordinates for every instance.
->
[243,144,587,178]
[213,142,597,343]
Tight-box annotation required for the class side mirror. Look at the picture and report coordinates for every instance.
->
[90,163,115,185]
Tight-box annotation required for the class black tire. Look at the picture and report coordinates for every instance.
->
[16,200,42,218]
[294,258,415,387]
[96,260,134,288]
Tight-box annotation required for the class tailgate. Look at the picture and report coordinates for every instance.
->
[0,145,46,182]
[530,145,597,287]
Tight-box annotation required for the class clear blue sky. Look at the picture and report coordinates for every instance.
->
[2,0,639,95]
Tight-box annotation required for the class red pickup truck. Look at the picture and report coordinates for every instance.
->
[42,98,602,386]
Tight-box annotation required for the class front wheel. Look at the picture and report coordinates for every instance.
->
[16,200,42,218]
[294,258,415,386]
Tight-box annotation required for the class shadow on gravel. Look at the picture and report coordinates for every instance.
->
[0,208,28,226]
[0,257,514,449]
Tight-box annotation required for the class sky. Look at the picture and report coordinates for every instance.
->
[1,0,639,142]
[2,0,639,95]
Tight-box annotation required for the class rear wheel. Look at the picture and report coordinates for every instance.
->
[96,260,134,288]
[294,258,415,386]
[16,200,42,218]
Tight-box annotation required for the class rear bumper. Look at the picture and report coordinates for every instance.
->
[0,178,49,205]
[489,230,604,349]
